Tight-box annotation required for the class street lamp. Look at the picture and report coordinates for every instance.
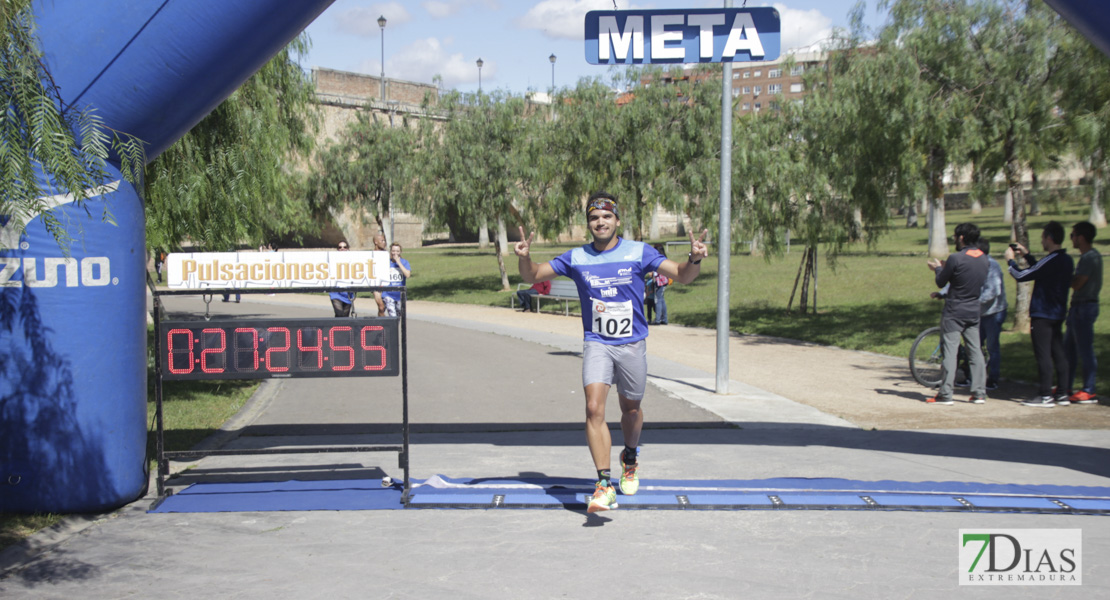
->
[378,15,386,101]
[476,58,483,93]
[549,53,556,90]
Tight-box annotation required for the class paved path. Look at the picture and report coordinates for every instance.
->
[2,294,1108,598]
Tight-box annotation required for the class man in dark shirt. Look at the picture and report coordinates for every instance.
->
[927,223,989,405]
[1005,221,1075,407]
[1065,221,1101,404]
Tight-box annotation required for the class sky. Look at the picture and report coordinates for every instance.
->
[301,1,891,95]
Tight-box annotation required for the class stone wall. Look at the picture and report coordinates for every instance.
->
[312,68,440,249]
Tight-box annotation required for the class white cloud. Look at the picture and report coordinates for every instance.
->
[517,0,627,40]
[773,4,833,51]
[335,2,412,36]
[423,0,499,19]
[364,37,491,88]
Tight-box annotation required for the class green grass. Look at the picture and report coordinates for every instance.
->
[403,200,1109,393]
[0,328,256,553]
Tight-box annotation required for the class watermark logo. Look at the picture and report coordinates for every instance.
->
[959,529,1081,586]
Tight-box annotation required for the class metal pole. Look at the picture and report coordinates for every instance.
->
[378,15,386,101]
[388,102,398,244]
[716,0,733,395]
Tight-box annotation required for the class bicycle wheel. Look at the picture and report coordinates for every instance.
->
[909,326,945,388]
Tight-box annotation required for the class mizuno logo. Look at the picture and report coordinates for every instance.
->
[0,257,113,288]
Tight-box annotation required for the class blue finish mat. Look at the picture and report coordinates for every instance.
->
[150,479,405,513]
[149,476,1110,514]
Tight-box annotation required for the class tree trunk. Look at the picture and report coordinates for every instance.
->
[1003,188,1014,224]
[649,202,661,240]
[496,217,510,290]
[927,194,948,258]
[1091,169,1107,227]
[478,216,490,249]
[905,200,918,228]
[1005,153,1032,334]
[1030,170,1041,216]
[970,198,982,215]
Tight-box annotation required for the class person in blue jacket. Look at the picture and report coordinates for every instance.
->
[1005,221,1075,407]
[514,191,708,513]
[381,242,411,317]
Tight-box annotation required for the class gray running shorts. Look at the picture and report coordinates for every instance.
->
[581,339,648,401]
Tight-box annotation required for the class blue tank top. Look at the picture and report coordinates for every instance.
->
[549,238,665,345]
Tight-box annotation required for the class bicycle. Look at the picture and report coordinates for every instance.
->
[908,326,989,388]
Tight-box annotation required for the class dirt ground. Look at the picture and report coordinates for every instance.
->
[408,300,1110,430]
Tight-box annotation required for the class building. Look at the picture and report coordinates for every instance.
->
[728,49,825,113]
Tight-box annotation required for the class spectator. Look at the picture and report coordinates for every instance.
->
[382,242,411,317]
[329,241,354,317]
[154,249,165,283]
[649,243,670,325]
[370,232,388,316]
[1065,221,1101,404]
[977,239,1007,390]
[644,272,657,323]
[516,280,551,312]
[926,222,989,405]
[1005,221,1074,407]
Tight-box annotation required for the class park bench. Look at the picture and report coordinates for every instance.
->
[511,278,581,316]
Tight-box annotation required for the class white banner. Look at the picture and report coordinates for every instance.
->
[166,251,390,290]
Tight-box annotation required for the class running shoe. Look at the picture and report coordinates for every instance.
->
[969,395,986,405]
[928,395,953,405]
[1055,394,1071,406]
[1022,396,1056,408]
[1070,391,1099,404]
[587,481,617,513]
[619,459,639,496]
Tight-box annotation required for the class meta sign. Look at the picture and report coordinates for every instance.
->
[585,8,781,65]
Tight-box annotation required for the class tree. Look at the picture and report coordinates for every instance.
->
[553,67,701,241]
[1055,13,1110,228]
[1,0,143,253]
[144,34,319,252]
[962,0,1069,332]
[412,90,536,289]
[879,0,986,259]
[309,108,415,245]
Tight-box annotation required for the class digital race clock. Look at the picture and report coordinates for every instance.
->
[158,317,400,380]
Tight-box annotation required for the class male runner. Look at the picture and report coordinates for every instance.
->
[515,191,708,513]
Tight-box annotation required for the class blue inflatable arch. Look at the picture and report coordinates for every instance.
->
[0,0,334,513]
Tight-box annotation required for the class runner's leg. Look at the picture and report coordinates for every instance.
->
[585,382,612,471]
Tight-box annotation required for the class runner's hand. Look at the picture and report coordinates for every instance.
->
[515,227,534,258]
[689,229,709,262]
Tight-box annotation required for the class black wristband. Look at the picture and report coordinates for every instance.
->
[688,253,702,265]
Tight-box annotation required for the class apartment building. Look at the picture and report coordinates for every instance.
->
[729,49,825,113]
